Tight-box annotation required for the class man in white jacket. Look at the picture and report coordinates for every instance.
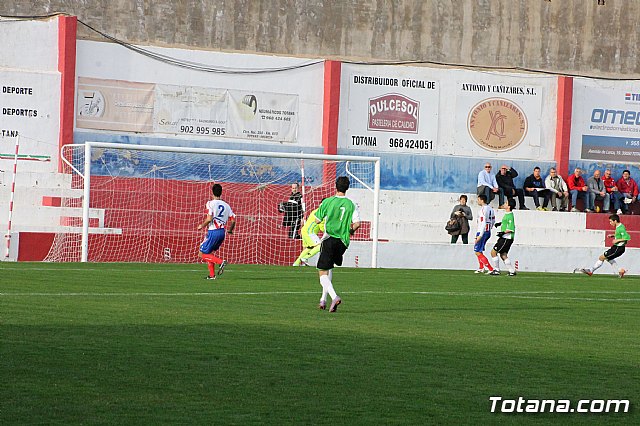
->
[545,168,569,211]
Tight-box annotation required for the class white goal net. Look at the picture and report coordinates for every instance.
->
[45,142,380,266]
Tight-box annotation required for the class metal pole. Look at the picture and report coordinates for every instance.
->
[300,153,306,213]
[371,159,381,268]
[80,141,379,164]
[4,135,20,259]
[81,143,91,262]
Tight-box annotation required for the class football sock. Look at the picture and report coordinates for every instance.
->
[592,259,604,272]
[479,254,494,271]
[320,271,330,302]
[202,253,223,265]
[492,256,500,270]
[319,275,338,300]
[207,262,215,277]
[320,285,328,303]
[608,259,618,272]
[477,258,484,269]
[503,258,515,273]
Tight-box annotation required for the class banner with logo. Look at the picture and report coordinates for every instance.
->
[76,78,299,143]
[226,90,299,142]
[77,78,155,132]
[572,79,640,162]
[340,67,440,154]
[154,84,228,137]
[454,78,542,159]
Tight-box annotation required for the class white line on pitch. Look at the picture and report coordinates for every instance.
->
[1,290,639,302]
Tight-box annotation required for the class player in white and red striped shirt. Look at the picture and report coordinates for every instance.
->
[474,194,495,273]
[197,183,236,280]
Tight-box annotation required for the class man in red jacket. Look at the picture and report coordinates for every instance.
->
[603,169,624,214]
[567,168,589,212]
[616,169,639,214]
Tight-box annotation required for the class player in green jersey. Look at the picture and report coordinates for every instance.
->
[581,214,631,278]
[489,198,517,276]
[314,176,361,312]
[292,207,325,266]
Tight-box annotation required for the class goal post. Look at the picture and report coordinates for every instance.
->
[50,142,380,267]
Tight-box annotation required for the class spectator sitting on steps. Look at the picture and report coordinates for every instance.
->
[477,163,500,205]
[523,166,550,211]
[603,169,624,214]
[567,168,590,212]
[616,169,639,214]
[545,168,569,211]
[496,165,528,210]
[587,169,610,213]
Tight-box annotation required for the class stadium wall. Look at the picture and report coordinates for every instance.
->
[1,1,638,78]
[345,241,640,275]
[3,17,639,270]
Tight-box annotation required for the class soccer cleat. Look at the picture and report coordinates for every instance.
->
[218,260,228,276]
[619,269,626,279]
[508,271,517,276]
[318,300,326,310]
[300,260,309,267]
[205,275,216,280]
[329,296,342,313]
[474,268,487,274]
[489,270,500,275]
[581,268,593,276]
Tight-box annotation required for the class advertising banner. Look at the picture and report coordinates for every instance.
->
[226,90,299,142]
[0,69,60,169]
[454,77,542,158]
[154,84,227,137]
[341,66,440,154]
[572,79,640,162]
[76,77,155,132]
[76,78,299,143]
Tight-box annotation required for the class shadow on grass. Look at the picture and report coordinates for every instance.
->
[1,323,637,425]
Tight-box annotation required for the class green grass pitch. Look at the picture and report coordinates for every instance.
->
[1,263,638,424]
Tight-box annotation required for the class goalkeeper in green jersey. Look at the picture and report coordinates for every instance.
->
[314,176,361,313]
[489,199,517,276]
[581,214,631,278]
[292,207,325,266]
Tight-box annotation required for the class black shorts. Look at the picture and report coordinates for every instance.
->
[317,237,347,270]
[603,245,625,261]
[492,237,513,254]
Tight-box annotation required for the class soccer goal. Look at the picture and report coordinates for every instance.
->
[45,142,380,267]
